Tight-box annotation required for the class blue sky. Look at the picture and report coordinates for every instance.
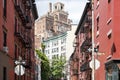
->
[35,0,88,24]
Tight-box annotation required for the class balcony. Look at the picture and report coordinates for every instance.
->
[15,4,26,25]
[15,31,24,41]
[86,15,92,25]
[24,59,32,69]
[72,69,78,75]
[80,38,92,53]
[80,62,90,72]
[24,36,32,48]
[14,26,25,43]
[25,16,32,29]
[22,0,32,10]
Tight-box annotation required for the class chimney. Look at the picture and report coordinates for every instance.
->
[49,2,52,13]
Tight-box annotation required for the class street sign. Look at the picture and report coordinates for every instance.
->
[89,59,100,70]
[15,65,25,76]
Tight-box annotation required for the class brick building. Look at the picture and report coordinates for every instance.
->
[0,0,38,80]
[94,0,120,80]
[35,2,72,50]
[70,2,92,80]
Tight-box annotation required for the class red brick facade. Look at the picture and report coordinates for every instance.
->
[70,2,92,80]
[94,0,120,80]
[0,0,38,80]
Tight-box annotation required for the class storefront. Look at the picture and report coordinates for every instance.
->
[105,59,120,80]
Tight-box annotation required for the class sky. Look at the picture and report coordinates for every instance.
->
[35,0,88,24]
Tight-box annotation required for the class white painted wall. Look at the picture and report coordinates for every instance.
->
[66,24,77,61]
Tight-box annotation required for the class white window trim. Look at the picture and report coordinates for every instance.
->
[107,29,112,37]
[107,18,112,25]
[96,13,99,19]
[96,30,100,37]
[96,1,100,9]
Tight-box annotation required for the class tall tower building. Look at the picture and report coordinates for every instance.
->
[35,2,72,50]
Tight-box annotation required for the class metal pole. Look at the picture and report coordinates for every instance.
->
[19,56,22,80]
[91,0,95,80]
[19,64,21,80]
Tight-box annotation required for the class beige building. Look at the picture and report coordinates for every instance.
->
[35,2,72,50]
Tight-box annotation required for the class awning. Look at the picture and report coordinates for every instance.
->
[105,59,120,70]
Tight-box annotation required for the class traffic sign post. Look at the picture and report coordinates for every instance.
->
[15,65,25,76]
[89,59,100,70]
[14,56,26,80]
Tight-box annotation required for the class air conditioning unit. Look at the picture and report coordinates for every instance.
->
[3,46,9,53]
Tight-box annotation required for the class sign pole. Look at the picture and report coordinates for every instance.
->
[15,56,25,80]
[19,56,21,80]
[91,0,95,80]
[20,64,21,80]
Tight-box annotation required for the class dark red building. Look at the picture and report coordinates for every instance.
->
[70,2,92,80]
[94,0,120,80]
[0,0,38,80]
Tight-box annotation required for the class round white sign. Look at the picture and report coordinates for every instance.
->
[89,59,100,70]
[15,65,25,76]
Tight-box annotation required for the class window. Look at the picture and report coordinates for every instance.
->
[61,38,66,44]
[55,6,57,9]
[47,43,50,47]
[14,0,18,4]
[111,43,116,55]
[96,16,99,31]
[107,29,112,39]
[61,46,66,51]
[14,44,17,59]
[96,14,100,37]
[48,50,50,54]
[61,52,66,58]
[3,31,7,46]
[14,17,17,33]
[61,6,63,10]
[107,18,112,25]
[3,67,7,80]
[3,0,7,18]
[108,0,111,3]
[52,41,58,46]
[96,0,99,9]
[18,47,21,56]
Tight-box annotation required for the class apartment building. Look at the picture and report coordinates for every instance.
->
[70,2,92,80]
[0,0,38,80]
[94,0,120,80]
[35,2,72,50]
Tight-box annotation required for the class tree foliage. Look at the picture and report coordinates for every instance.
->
[36,50,50,80]
[50,57,66,79]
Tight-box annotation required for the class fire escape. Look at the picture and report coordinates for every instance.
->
[14,0,33,70]
[79,8,92,80]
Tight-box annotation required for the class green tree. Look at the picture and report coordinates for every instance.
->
[50,57,66,80]
[36,50,50,80]
[41,43,45,53]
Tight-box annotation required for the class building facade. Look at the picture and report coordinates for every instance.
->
[43,32,67,61]
[70,2,92,80]
[35,2,72,50]
[43,24,76,80]
[43,24,76,60]
[94,0,120,80]
[0,0,38,80]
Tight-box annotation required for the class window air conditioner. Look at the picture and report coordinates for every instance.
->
[3,46,9,53]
